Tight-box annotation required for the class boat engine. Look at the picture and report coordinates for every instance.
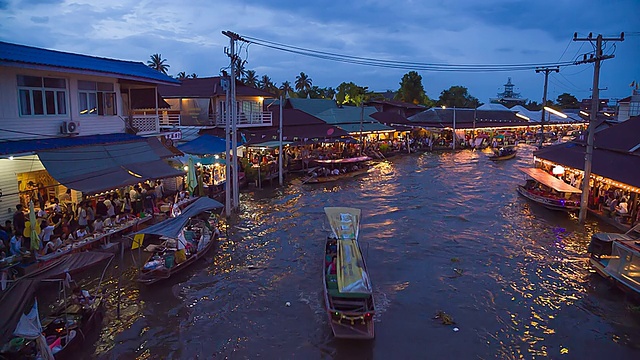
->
[587,234,614,257]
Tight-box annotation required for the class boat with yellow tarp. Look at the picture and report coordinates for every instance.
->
[322,207,375,339]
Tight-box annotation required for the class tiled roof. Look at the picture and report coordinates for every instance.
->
[0,41,179,85]
[157,77,275,98]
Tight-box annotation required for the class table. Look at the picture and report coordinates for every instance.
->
[35,217,152,263]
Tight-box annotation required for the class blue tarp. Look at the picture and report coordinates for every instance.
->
[0,133,143,157]
[177,134,227,156]
[134,197,223,238]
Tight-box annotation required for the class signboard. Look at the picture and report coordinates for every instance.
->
[163,130,182,141]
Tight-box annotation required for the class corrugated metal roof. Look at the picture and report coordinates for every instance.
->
[287,98,339,115]
[0,41,179,85]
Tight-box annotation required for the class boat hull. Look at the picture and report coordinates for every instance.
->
[489,152,516,161]
[304,168,369,184]
[138,232,218,285]
[589,257,640,300]
[322,238,375,340]
[516,185,580,211]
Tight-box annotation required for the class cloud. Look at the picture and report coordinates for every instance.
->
[0,0,638,103]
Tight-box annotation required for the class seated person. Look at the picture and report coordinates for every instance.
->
[71,286,94,306]
[104,215,117,227]
[75,226,90,240]
[616,199,628,215]
[43,237,63,254]
[61,233,75,245]
[327,256,338,275]
[93,217,104,232]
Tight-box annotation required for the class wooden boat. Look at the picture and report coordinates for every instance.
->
[516,167,581,211]
[0,253,113,360]
[322,207,375,339]
[489,146,516,161]
[302,156,372,184]
[587,223,640,299]
[135,197,223,285]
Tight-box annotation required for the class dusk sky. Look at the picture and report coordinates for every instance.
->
[1,0,639,105]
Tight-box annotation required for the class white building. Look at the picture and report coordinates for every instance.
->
[0,41,181,223]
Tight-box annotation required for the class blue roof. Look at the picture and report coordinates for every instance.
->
[177,134,227,156]
[0,41,180,85]
[0,133,144,156]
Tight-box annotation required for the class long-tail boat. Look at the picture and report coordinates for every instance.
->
[135,197,223,285]
[302,156,371,184]
[516,167,582,211]
[322,207,375,339]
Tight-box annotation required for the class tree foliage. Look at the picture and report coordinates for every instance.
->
[556,92,579,109]
[295,72,312,94]
[336,82,369,106]
[243,70,258,88]
[525,100,542,111]
[259,75,277,94]
[395,71,431,105]
[280,81,293,98]
[176,72,188,80]
[147,54,170,75]
[436,86,481,108]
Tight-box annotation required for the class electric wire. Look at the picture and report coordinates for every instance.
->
[239,34,577,72]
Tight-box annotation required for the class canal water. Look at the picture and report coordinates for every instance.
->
[82,145,640,359]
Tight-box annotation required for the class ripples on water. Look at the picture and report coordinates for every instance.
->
[79,145,639,359]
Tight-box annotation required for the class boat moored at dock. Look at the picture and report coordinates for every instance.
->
[516,167,582,211]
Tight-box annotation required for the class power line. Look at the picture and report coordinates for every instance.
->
[237,33,578,72]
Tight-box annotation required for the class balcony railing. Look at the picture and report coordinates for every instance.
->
[158,111,272,128]
[132,115,159,135]
[215,111,273,127]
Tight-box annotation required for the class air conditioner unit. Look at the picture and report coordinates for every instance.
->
[60,121,79,134]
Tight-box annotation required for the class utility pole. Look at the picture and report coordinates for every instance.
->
[452,106,456,150]
[535,66,559,148]
[223,74,231,216]
[574,32,624,224]
[359,101,364,156]
[278,95,283,186]
[223,30,246,211]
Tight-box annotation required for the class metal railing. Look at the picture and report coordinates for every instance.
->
[215,111,273,127]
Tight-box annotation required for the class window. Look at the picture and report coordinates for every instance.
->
[17,75,67,116]
[78,81,117,116]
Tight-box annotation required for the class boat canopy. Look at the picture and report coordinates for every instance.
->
[324,207,372,294]
[518,167,582,194]
[134,197,223,238]
[314,156,371,164]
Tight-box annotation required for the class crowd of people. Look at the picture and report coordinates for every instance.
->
[0,180,175,260]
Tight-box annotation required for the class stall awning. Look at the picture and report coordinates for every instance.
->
[37,138,184,194]
[134,197,223,238]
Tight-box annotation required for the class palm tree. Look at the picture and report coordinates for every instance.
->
[190,73,198,79]
[244,70,258,88]
[280,81,293,97]
[295,72,312,94]
[176,72,188,80]
[259,75,274,91]
[233,56,247,80]
[147,53,170,75]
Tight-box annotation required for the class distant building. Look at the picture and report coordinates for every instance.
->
[616,88,640,122]
[580,98,616,121]
[489,78,527,107]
